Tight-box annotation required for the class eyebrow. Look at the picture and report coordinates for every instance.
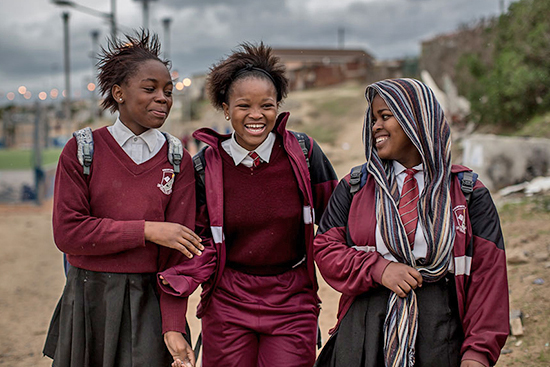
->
[141,78,173,86]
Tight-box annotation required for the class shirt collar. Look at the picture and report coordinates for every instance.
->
[392,160,423,176]
[227,132,276,166]
[111,118,160,153]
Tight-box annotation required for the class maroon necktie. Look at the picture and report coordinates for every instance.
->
[249,151,261,167]
[399,168,419,248]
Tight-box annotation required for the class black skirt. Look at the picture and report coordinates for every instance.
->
[315,275,463,367]
[43,266,189,367]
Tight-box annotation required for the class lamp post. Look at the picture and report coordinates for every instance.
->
[133,0,158,29]
[52,1,117,121]
[162,17,172,60]
[90,30,100,118]
[62,12,71,120]
[52,0,117,42]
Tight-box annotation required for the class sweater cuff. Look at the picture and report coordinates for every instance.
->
[160,292,188,335]
[158,267,193,297]
[124,220,146,248]
[370,255,392,284]
[462,349,490,367]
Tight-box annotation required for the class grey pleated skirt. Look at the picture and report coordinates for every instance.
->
[43,266,189,367]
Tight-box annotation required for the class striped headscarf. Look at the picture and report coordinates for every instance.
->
[362,78,455,367]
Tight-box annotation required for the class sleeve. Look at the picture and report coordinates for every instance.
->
[157,151,200,335]
[308,138,338,222]
[461,185,509,366]
[314,178,391,296]
[52,138,145,256]
[157,159,217,334]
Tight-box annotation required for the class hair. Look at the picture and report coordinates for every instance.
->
[206,42,289,110]
[96,30,170,113]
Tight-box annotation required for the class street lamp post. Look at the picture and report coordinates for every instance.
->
[90,30,100,118]
[52,1,118,122]
[133,0,158,30]
[162,17,172,60]
[52,0,117,42]
[62,12,71,120]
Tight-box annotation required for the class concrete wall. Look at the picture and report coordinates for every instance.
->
[461,134,550,191]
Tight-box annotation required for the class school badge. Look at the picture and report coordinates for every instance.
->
[157,168,175,195]
[453,204,467,234]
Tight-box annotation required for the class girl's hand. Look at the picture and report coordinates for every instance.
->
[145,222,203,258]
[381,262,422,298]
[164,331,195,367]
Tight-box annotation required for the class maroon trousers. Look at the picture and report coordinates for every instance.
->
[201,265,319,367]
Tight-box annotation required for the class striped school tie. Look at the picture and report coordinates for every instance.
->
[399,168,419,248]
[249,151,261,167]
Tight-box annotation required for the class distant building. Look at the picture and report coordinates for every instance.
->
[271,48,375,90]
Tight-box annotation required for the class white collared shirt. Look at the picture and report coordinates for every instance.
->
[376,161,428,262]
[221,132,276,167]
[107,118,165,164]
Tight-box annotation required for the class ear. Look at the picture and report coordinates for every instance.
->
[222,102,229,118]
[112,84,123,103]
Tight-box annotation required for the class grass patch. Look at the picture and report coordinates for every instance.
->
[517,112,550,138]
[0,148,62,170]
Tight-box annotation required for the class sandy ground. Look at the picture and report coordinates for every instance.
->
[0,200,341,367]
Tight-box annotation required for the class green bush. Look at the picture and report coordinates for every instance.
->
[458,0,550,127]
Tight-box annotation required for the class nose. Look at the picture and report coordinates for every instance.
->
[371,117,383,133]
[249,107,262,119]
[154,90,168,103]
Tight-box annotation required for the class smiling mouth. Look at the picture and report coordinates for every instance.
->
[375,136,388,146]
[245,123,266,134]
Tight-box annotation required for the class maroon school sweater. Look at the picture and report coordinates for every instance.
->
[221,138,305,275]
[52,126,195,333]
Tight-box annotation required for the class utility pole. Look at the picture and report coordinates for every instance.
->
[110,0,117,41]
[90,30,100,118]
[162,17,172,60]
[33,102,45,206]
[62,12,71,120]
[133,0,158,29]
[338,27,345,49]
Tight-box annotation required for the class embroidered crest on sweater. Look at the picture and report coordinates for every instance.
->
[453,205,467,234]
[158,168,175,195]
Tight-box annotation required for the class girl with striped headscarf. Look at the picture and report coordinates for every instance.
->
[314,78,508,367]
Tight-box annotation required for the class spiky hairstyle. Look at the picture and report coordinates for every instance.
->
[96,30,170,113]
[206,42,289,110]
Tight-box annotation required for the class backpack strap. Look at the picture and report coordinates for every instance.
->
[457,171,478,205]
[73,127,94,175]
[349,165,363,195]
[162,132,183,174]
[290,131,311,168]
[193,146,208,187]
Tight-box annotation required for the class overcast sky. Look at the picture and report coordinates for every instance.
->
[0,0,518,102]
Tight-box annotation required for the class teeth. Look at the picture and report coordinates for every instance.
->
[246,124,264,129]
[376,137,388,144]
